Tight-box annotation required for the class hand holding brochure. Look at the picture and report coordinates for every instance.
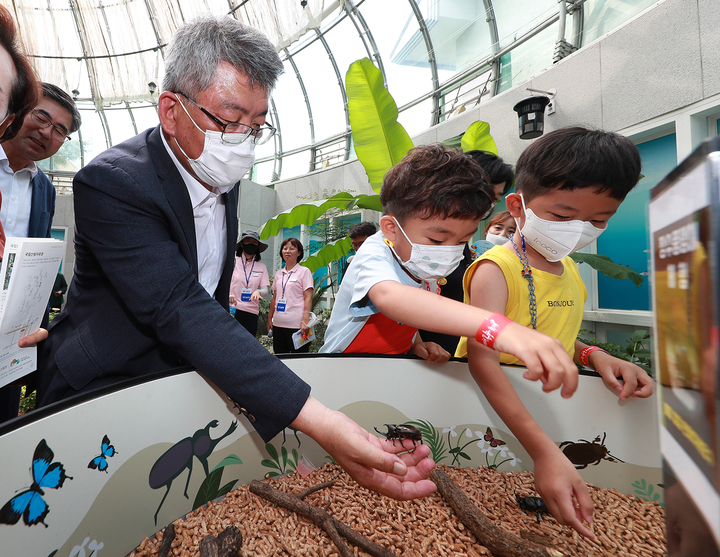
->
[0,238,65,388]
[292,328,316,350]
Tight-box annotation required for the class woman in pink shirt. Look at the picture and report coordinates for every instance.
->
[229,230,270,337]
[268,238,313,354]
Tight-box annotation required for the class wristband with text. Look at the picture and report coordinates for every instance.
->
[579,346,609,368]
[476,312,512,349]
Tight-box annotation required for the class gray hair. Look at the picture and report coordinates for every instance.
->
[41,83,82,133]
[162,15,284,98]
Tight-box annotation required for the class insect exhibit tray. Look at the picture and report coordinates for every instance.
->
[0,356,660,556]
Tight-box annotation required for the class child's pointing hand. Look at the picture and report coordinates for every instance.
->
[494,322,579,398]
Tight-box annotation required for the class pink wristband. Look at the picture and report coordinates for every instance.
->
[579,346,608,368]
[476,312,512,349]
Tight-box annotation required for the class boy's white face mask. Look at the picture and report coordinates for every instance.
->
[387,218,465,282]
[516,194,605,262]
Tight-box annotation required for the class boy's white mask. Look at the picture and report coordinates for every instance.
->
[387,218,465,282]
[515,194,605,262]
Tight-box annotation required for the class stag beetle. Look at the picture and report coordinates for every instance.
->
[515,493,550,523]
[374,424,423,449]
[559,432,624,469]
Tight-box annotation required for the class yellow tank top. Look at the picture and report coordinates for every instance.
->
[455,246,586,363]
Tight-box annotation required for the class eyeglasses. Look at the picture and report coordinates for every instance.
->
[30,110,71,142]
[174,92,276,145]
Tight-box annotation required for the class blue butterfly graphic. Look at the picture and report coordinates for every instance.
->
[0,439,72,527]
[88,435,118,473]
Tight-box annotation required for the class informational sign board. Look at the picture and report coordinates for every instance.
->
[650,136,720,550]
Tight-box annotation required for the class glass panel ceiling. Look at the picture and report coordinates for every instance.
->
[4,0,661,184]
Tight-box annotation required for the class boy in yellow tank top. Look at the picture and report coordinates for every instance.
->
[457,127,654,538]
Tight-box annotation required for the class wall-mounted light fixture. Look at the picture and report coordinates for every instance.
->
[513,88,556,140]
[72,89,80,101]
[148,81,157,95]
[300,0,307,6]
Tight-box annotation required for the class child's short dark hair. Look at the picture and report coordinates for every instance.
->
[466,150,515,195]
[349,222,377,239]
[380,144,494,222]
[515,127,641,202]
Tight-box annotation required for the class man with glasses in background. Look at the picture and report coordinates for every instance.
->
[0,83,80,241]
[0,82,79,423]
[34,15,436,501]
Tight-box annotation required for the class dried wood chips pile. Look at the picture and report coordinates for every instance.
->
[130,463,666,557]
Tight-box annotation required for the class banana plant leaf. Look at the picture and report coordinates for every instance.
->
[346,57,415,194]
[258,192,359,240]
[345,193,382,212]
[570,252,644,286]
[302,237,353,273]
[461,121,498,154]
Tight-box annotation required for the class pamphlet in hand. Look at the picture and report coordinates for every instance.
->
[0,237,65,388]
[292,328,316,350]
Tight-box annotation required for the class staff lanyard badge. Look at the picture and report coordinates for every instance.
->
[277,269,294,312]
[241,287,252,302]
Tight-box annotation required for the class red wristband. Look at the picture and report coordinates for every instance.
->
[579,346,608,368]
[476,312,512,349]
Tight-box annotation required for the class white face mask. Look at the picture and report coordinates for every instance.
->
[386,218,466,282]
[485,233,508,246]
[516,194,605,262]
[175,99,255,190]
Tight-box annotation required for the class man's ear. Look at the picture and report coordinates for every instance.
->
[379,215,397,244]
[505,192,524,219]
[158,91,179,137]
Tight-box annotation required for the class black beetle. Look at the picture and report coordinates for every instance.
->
[515,493,550,523]
[374,424,423,449]
[559,432,624,469]
[148,420,237,525]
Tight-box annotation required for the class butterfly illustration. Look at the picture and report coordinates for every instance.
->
[88,435,118,473]
[0,439,72,527]
[484,427,506,448]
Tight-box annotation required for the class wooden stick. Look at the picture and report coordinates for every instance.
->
[249,479,398,557]
[430,469,564,557]
[297,480,335,500]
[156,523,175,557]
[198,525,243,557]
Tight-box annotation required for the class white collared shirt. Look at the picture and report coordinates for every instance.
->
[161,132,227,297]
[0,143,38,237]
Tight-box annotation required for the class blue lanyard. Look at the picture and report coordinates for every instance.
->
[242,256,255,287]
[281,269,294,297]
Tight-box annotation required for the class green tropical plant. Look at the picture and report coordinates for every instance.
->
[461,120,498,155]
[192,454,242,509]
[346,57,415,194]
[257,57,496,272]
[570,252,644,286]
[577,328,653,376]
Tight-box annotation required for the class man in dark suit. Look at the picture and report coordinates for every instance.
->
[35,15,435,500]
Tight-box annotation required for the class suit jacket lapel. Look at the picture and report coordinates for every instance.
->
[216,184,239,304]
[147,126,199,278]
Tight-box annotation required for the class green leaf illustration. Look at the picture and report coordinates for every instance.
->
[193,467,223,509]
[211,454,243,473]
[265,442,279,461]
[261,459,281,471]
[408,419,448,463]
